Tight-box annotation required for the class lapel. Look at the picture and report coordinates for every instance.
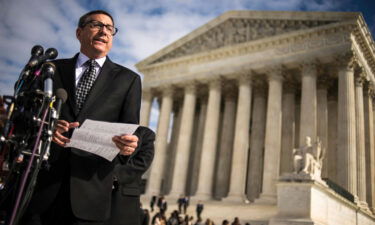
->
[59,54,78,116]
[77,57,118,121]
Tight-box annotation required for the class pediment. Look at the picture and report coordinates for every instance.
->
[137,11,360,68]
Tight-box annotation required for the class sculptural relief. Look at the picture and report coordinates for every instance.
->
[152,18,334,64]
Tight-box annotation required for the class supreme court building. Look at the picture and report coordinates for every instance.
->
[136,11,375,224]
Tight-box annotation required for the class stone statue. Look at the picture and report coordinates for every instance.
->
[292,136,325,179]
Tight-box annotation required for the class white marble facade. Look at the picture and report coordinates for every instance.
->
[136,10,375,216]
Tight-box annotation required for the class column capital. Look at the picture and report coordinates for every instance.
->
[334,51,357,70]
[183,81,197,94]
[355,74,366,87]
[355,67,367,87]
[209,78,222,90]
[161,86,175,97]
[363,80,374,97]
[265,65,283,82]
[237,72,252,84]
[299,59,319,75]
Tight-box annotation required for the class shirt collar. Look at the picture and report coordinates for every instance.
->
[76,52,106,68]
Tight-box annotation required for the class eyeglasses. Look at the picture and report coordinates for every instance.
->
[83,20,118,36]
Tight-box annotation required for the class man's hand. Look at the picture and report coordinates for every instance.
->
[112,135,138,156]
[52,120,80,147]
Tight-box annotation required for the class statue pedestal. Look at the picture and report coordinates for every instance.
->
[269,179,375,225]
[279,172,327,187]
[269,180,327,225]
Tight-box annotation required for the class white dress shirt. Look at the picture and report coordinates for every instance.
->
[75,52,106,86]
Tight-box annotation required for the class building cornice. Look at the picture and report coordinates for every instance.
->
[138,21,355,75]
[136,11,360,69]
[353,14,375,75]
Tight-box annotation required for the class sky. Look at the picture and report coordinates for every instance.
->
[0,0,374,129]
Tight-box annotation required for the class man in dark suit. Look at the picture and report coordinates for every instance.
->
[21,10,142,225]
[105,126,155,225]
[150,195,157,212]
[196,201,204,220]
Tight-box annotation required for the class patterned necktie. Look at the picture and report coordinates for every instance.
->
[76,59,98,113]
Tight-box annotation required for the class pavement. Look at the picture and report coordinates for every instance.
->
[141,196,277,225]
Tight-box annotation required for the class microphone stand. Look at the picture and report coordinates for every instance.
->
[0,45,59,225]
[9,94,52,225]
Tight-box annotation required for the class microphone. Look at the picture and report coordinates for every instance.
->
[17,45,44,80]
[27,45,44,77]
[28,48,58,68]
[29,45,44,61]
[44,88,67,162]
[40,62,56,98]
[54,88,68,120]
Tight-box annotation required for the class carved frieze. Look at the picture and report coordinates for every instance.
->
[274,34,351,55]
[152,18,334,64]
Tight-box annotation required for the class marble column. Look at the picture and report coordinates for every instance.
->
[299,61,317,146]
[371,99,375,213]
[169,84,197,197]
[141,90,154,181]
[317,76,328,178]
[337,52,357,196]
[146,88,174,195]
[246,81,267,202]
[327,82,338,183]
[280,80,296,175]
[195,79,222,200]
[187,97,208,196]
[225,75,252,202]
[258,67,283,203]
[214,90,237,199]
[364,81,375,211]
[140,89,153,126]
[163,102,182,195]
[354,70,368,208]
[294,97,301,149]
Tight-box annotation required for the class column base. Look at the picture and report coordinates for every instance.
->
[192,192,213,201]
[167,191,184,201]
[255,193,277,205]
[222,193,250,204]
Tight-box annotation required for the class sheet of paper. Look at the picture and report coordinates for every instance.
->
[66,119,139,161]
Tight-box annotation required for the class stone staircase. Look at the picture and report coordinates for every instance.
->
[141,196,276,224]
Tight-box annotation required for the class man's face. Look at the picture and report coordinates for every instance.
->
[76,13,114,59]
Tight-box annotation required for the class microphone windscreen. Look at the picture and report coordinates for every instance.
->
[41,62,56,79]
[31,45,44,57]
[56,88,68,103]
[45,48,58,60]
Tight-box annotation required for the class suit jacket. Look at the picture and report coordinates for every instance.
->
[27,54,142,221]
[106,126,155,225]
